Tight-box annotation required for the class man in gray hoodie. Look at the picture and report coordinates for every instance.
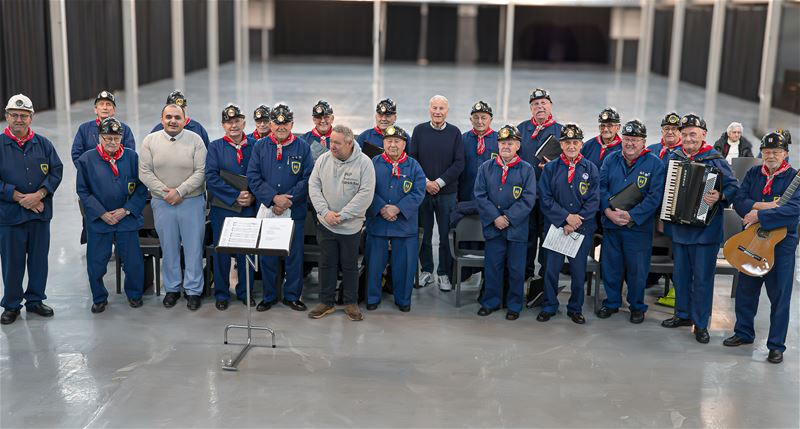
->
[308,125,376,321]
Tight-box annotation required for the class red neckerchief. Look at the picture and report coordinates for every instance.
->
[96,143,123,176]
[373,126,384,136]
[381,152,408,178]
[312,128,332,149]
[683,142,713,161]
[595,134,621,160]
[4,127,34,148]
[560,153,583,183]
[223,134,248,165]
[659,138,682,159]
[472,128,494,155]
[270,134,296,160]
[761,160,791,196]
[623,148,651,167]
[252,129,267,140]
[184,117,191,126]
[495,155,522,184]
[530,115,555,139]
[95,118,101,125]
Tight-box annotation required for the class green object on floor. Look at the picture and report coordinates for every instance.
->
[656,287,675,308]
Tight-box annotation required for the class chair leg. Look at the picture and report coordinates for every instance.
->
[730,272,738,298]
[455,262,462,308]
[155,256,162,296]
[586,271,592,295]
[115,256,122,294]
[594,271,601,312]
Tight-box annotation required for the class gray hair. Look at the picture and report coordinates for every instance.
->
[332,124,354,144]
[429,95,449,105]
[727,122,743,133]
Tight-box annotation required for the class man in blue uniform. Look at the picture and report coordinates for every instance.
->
[647,112,682,161]
[0,94,64,325]
[596,120,665,323]
[76,117,147,313]
[474,125,536,320]
[206,104,257,311]
[248,104,271,141]
[660,114,739,343]
[71,90,135,165]
[458,101,498,202]
[581,107,621,168]
[247,104,314,312]
[357,98,397,149]
[365,126,426,312]
[537,123,599,324]
[302,100,334,161]
[725,131,799,364]
[151,90,210,147]
[516,88,563,283]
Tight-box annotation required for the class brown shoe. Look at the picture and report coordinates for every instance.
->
[308,303,335,319]
[343,304,363,321]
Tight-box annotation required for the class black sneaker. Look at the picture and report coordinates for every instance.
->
[163,292,181,308]
[187,295,202,311]
[91,301,107,314]
[215,300,229,311]
[629,310,645,324]
[128,297,143,308]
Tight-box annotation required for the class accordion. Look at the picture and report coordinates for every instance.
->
[660,160,720,226]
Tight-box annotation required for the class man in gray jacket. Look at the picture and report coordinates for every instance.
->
[308,125,376,321]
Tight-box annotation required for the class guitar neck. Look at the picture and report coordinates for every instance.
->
[777,172,800,206]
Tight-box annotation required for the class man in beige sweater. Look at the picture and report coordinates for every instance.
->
[139,104,207,311]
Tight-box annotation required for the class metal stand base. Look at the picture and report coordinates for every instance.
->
[221,254,276,371]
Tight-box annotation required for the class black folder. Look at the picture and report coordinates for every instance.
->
[210,170,249,213]
[534,135,560,163]
[608,182,643,211]
[362,141,384,159]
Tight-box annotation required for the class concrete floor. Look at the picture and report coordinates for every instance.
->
[1,61,799,428]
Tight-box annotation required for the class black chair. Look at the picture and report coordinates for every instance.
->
[717,208,742,297]
[116,202,162,295]
[448,215,485,307]
[731,157,761,181]
[649,232,676,297]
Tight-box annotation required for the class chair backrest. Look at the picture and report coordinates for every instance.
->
[454,215,485,244]
[731,157,761,181]
[142,202,156,230]
[722,208,742,242]
[304,215,318,237]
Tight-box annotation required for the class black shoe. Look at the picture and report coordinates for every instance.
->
[163,292,181,308]
[91,301,107,314]
[397,304,410,313]
[567,312,586,324]
[1,309,20,325]
[256,299,277,312]
[128,297,143,308]
[767,350,783,364]
[215,300,229,311]
[239,297,256,307]
[187,295,202,311]
[506,311,519,320]
[26,302,54,317]
[366,303,379,311]
[723,335,753,347]
[536,311,555,322]
[596,306,618,319]
[694,327,710,344]
[661,316,693,328]
[630,310,645,324]
[282,299,307,312]
[477,307,496,316]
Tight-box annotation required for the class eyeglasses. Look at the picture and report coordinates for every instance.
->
[599,124,617,130]
[101,136,122,143]
[7,113,31,120]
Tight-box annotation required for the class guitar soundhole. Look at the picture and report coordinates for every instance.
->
[756,228,769,239]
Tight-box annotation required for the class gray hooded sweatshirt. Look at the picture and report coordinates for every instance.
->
[308,142,376,235]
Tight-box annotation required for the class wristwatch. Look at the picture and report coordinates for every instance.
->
[125,209,131,216]
[39,190,46,199]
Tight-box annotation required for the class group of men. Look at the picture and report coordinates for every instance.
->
[1,88,797,364]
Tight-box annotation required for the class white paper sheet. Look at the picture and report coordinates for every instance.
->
[256,203,291,219]
[542,224,585,258]
[217,217,262,249]
[258,218,294,252]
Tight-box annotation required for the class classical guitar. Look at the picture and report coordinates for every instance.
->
[723,170,800,277]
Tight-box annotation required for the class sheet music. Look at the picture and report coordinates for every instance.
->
[542,224,585,258]
[218,217,262,249]
[256,203,291,219]
[258,218,294,251]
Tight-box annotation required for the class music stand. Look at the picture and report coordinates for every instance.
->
[215,217,294,371]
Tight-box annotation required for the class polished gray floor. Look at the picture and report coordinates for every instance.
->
[1,61,799,428]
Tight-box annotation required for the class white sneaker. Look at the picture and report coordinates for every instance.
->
[419,271,434,288]
[438,275,452,292]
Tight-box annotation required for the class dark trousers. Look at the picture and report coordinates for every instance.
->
[0,220,50,310]
[87,229,144,304]
[209,209,254,301]
[419,192,456,278]
[672,243,718,329]
[318,226,361,307]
